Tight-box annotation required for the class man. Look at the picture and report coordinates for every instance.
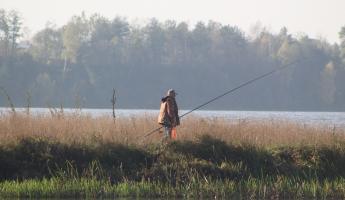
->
[158,89,180,140]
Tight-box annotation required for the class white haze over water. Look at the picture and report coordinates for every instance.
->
[2,0,345,44]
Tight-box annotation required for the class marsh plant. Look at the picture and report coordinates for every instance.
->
[0,112,345,198]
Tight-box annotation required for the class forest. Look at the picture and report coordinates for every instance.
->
[1,9,345,111]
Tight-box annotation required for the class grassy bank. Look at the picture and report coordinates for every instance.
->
[2,177,345,199]
[0,112,345,198]
[1,135,345,198]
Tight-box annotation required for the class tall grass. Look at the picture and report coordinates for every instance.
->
[0,111,345,198]
[0,111,343,147]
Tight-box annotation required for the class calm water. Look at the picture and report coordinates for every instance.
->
[0,107,344,128]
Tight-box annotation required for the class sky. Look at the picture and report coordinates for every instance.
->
[1,0,344,44]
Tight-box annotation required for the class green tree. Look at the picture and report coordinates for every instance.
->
[61,13,89,71]
[340,26,345,61]
[30,24,63,64]
[320,61,336,105]
[7,10,22,56]
[0,9,10,58]
[144,18,166,64]
[191,22,210,64]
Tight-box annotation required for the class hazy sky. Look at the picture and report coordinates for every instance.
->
[2,0,344,44]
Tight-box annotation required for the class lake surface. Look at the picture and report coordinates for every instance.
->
[0,107,344,128]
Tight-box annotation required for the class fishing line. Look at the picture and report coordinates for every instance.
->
[138,57,307,140]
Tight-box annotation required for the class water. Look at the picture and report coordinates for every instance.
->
[0,107,344,128]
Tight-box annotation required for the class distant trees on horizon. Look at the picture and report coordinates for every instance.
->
[1,9,345,111]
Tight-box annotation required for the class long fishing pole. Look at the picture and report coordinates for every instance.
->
[139,57,306,139]
[179,58,305,118]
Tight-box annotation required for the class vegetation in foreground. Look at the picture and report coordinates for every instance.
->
[0,113,345,198]
[2,176,345,199]
[1,135,345,198]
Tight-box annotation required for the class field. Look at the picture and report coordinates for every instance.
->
[0,110,345,198]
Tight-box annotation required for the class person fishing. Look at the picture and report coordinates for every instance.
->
[139,58,306,141]
[158,89,180,141]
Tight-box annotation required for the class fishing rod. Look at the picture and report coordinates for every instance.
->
[139,57,307,140]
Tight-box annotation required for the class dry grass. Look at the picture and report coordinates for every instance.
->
[0,110,344,147]
[180,115,345,147]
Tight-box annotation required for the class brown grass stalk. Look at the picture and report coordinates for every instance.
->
[0,111,344,147]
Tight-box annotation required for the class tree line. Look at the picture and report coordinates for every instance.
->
[1,9,345,111]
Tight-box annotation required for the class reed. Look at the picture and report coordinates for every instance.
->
[0,111,345,198]
[0,111,343,147]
